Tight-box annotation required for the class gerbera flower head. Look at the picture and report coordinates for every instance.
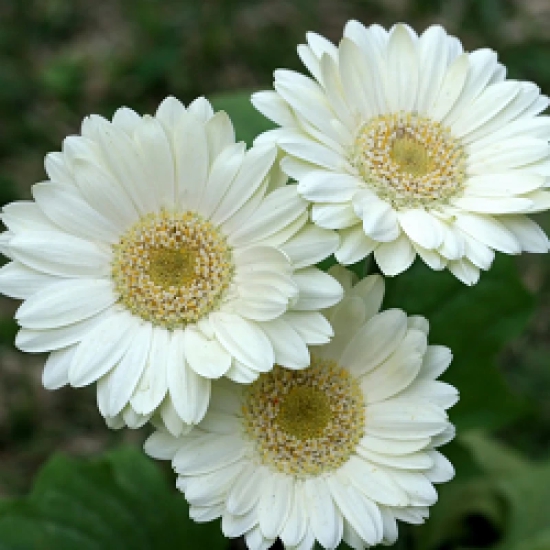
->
[0,97,343,432]
[145,265,457,549]
[252,22,550,284]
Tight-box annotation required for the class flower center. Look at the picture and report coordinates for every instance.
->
[352,112,466,209]
[241,359,365,477]
[111,210,233,329]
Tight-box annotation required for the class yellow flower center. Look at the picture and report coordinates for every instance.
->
[242,359,365,476]
[276,386,331,440]
[352,112,466,209]
[111,210,233,329]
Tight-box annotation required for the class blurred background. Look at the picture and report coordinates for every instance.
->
[1,0,550,548]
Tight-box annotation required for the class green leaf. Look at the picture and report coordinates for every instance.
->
[460,432,550,550]
[383,255,533,430]
[210,91,275,146]
[0,447,228,550]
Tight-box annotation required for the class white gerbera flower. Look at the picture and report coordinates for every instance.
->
[0,96,343,432]
[145,265,457,550]
[252,21,550,284]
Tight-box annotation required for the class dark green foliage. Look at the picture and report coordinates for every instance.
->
[0,448,228,550]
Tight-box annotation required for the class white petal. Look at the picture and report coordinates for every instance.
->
[359,434,430,456]
[292,268,343,310]
[280,481,307,548]
[251,90,296,127]
[453,196,532,214]
[205,110,236,161]
[415,245,447,271]
[327,475,382,545]
[1,201,53,233]
[189,503,225,524]
[199,142,245,218]
[425,451,455,483]
[342,456,408,506]
[499,215,549,252]
[416,25,452,114]
[210,144,276,226]
[335,224,377,265]
[390,471,437,505]
[451,81,520,139]
[130,326,170,415]
[245,525,275,550]
[133,116,176,208]
[352,274,385,320]
[15,312,108,353]
[443,49,499,126]
[173,110,209,210]
[92,116,158,215]
[9,231,110,278]
[222,509,257,538]
[281,225,340,269]
[399,380,459,410]
[259,318,310,370]
[357,446,433,470]
[379,506,399,544]
[32,182,119,243]
[297,170,360,203]
[143,431,181,461]
[228,185,306,247]
[210,312,274,372]
[225,361,260,384]
[319,54,355,130]
[340,309,408,377]
[463,173,544,197]
[107,321,152,416]
[311,202,359,229]
[279,138,344,171]
[183,327,232,379]
[385,24,418,112]
[159,398,188,437]
[338,37,384,119]
[374,234,416,276]
[187,96,214,122]
[283,311,333,345]
[73,159,139,230]
[354,190,399,243]
[172,434,245,475]
[467,137,550,173]
[68,310,135,387]
[320,297,366,361]
[258,473,292,540]
[304,477,343,550]
[418,345,453,380]
[167,329,211,424]
[42,345,76,389]
[199,410,242,435]
[461,231,495,269]
[112,106,141,134]
[366,399,448,439]
[184,462,244,507]
[361,329,426,403]
[454,212,520,254]
[226,463,266,516]
[0,262,57,299]
[428,54,469,121]
[16,279,116,329]
[398,210,444,250]
[155,96,186,133]
[44,152,73,186]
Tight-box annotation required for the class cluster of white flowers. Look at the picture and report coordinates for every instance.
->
[0,20,548,550]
